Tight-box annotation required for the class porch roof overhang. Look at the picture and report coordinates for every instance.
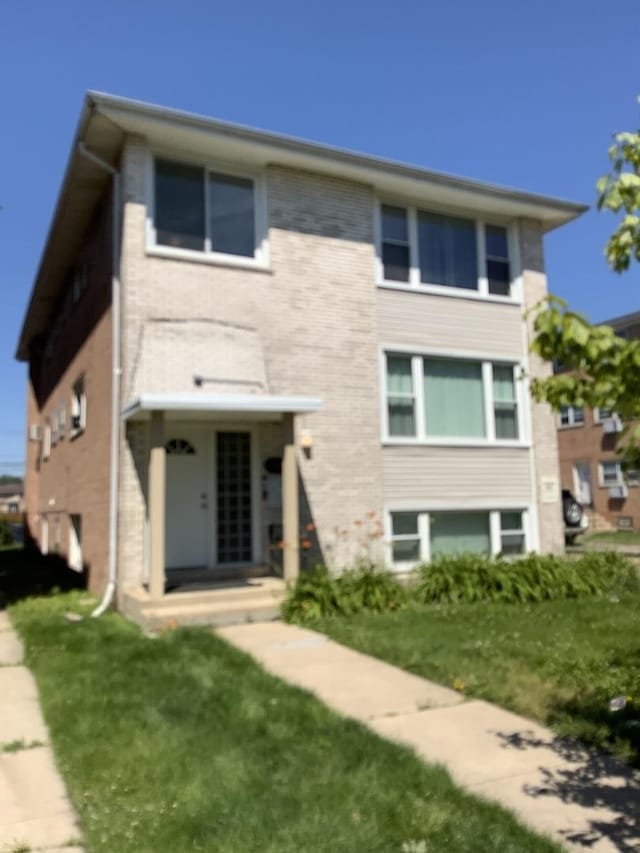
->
[122,393,323,421]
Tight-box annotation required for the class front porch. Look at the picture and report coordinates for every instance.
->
[119,392,321,630]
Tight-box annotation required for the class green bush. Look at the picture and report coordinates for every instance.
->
[0,520,14,547]
[282,551,639,621]
[414,551,639,606]
[282,563,407,623]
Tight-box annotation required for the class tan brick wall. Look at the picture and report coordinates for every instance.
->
[117,141,385,587]
[24,196,113,592]
[520,218,565,553]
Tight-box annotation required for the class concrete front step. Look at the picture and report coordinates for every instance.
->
[120,578,287,630]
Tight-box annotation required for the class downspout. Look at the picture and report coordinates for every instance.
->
[77,141,121,617]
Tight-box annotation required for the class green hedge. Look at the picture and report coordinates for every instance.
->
[281,563,407,622]
[283,551,639,622]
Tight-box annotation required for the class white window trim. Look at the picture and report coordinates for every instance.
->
[593,407,617,424]
[558,405,585,429]
[385,504,532,571]
[145,150,270,271]
[598,461,624,488]
[375,199,521,305]
[70,377,87,438]
[68,514,83,573]
[42,422,51,460]
[380,345,529,447]
[40,517,49,555]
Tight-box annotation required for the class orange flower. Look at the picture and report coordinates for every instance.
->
[353,519,363,526]
[277,540,285,550]
[305,522,315,532]
[301,538,312,550]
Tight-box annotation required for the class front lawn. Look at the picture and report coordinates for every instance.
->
[8,592,560,853]
[585,531,640,546]
[315,595,640,766]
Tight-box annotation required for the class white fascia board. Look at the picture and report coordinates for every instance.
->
[91,92,587,231]
[122,393,323,420]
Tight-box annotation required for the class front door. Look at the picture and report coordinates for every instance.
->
[164,428,254,570]
[573,461,592,506]
[165,430,210,569]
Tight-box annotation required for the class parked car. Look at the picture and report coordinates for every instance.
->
[562,489,588,543]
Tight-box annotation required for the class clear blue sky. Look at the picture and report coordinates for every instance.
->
[1,0,639,476]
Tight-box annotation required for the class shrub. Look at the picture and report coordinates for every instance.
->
[414,551,639,606]
[282,563,406,623]
[0,520,14,547]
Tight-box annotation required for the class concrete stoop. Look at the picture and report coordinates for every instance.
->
[120,577,286,630]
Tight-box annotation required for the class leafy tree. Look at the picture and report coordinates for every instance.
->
[530,102,640,466]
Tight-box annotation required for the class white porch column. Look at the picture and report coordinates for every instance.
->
[148,411,166,600]
[282,416,299,583]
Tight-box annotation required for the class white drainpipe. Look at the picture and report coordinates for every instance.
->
[77,141,121,617]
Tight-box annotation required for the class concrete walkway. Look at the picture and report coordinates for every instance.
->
[0,611,83,853]
[218,621,640,853]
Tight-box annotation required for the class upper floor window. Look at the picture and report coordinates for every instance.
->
[379,204,515,299]
[599,461,624,487]
[153,159,259,260]
[559,405,584,428]
[71,376,87,436]
[43,420,51,461]
[384,352,522,443]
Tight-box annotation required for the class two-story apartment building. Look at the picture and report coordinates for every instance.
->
[557,310,640,532]
[16,93,585,626]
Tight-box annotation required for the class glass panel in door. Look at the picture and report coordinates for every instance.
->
[216,432,252,564]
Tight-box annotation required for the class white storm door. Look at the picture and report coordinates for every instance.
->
[573,462,592,506]
[165,430,210,569]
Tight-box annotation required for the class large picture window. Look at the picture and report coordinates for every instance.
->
[154,159,259,260]
[379,203,515,299]
[385,352,521,443]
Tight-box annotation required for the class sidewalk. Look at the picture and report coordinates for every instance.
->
[218,621,640,853]
[0,611,83,853]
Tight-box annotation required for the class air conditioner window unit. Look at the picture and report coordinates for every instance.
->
[29,424,42,441]
[609,484,629,499]
[603,416,623,434]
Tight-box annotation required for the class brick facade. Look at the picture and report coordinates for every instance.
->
[20,100,580,602]
[23,194,113,592]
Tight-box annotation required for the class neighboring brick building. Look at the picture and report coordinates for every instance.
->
[16,93,586,626]
[557,311,640,532]
[0,483,24,515]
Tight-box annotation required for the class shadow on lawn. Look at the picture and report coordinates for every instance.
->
[0,546,86,609]
[495,728,640,851]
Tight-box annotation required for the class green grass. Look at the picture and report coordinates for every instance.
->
[9,592,560,853]
[585,531,640,546]
[315,595,640,766]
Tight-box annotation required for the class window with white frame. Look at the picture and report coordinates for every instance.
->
[559,405,584,427]
[153,158,261,261]
[389,508,527,567]
[43,421,51,460]
[71,376,87,435]
[40,517,49,555]
[52,516,61,554]
[594,407,614,423]
[599,461,623,487]
[379,203,515,298]
[68,514,82,573]
[384,353,521,442]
